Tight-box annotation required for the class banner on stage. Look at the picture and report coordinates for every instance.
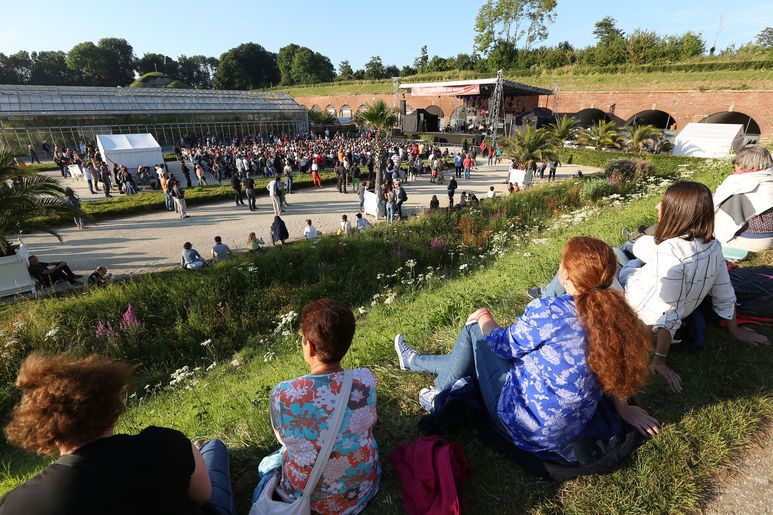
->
[411,84,480,97]
[363,191,380,218]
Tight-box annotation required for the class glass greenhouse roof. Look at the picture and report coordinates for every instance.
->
[0,85,306,116]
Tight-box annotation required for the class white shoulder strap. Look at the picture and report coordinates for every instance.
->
[301,371,353,498]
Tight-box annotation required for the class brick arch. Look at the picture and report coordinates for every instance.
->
[573,108,610,128]
[625,109,677,131]
[325,104,336,115]
[357,103,369,113]
[310,104,321,112]
[339,104,352,118]
[700,111,761,135]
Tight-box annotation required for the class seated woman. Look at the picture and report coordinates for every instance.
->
[246,232,264,252]
[0,354,235,515]
[713,144,773,252]
[252,299,380,514]
[535,181,768,392]
[395,237,659,463]
[181,242,206,269]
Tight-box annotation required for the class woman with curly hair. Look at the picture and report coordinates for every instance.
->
[395,237,659,462]
[0,354,235,515]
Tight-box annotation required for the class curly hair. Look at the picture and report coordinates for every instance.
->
[4,354,135,456]
[561,237,651,398]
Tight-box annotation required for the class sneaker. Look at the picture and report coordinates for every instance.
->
[526,287,541,300]
[394,334,417,371]
[418,387,439,413]
[621,226,633,241]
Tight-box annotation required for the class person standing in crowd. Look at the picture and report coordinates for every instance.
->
[311,159,322,188]
[447,176,458,207]
[303,219,319,240]
[161,173,174,211]
[100,163,113,198]
[231,173,245,207]
[244,171,257,211]
[171,178,188,218]
[523,164,534,190]
[267,176,281,216]
[63,187,84,230]
[83,161,97,194]
[28,144,40,164]
[181,161,192,188]
[335,160,346,193]
[211,236,232,261]
[270,216,290,246]
[355,212,372,231]
[352,164,361,193]
[122,167,137,195]
[548,158,560,182]
[284,161,294,194]
[454,152,463,178]
[358,180,367,212]
[0,354,237,515]
[395,181,408,220]
[462,153,472,180]
[385,185,396,224]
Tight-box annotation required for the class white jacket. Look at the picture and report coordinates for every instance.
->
[713,169,773,242]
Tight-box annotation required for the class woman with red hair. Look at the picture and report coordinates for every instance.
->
[395,237,659,462]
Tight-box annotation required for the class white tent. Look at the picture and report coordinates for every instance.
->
[96,133,163,169]
[672,123,745,158]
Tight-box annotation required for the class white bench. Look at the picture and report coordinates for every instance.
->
[0,244,36,298]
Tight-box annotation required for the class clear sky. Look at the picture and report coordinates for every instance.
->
[0,0,769,70]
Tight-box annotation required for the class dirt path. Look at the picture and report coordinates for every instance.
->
[18,161,596,277]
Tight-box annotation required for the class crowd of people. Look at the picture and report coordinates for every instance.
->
[5,138,771,514]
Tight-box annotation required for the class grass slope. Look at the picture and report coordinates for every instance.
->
[1,157,771,513]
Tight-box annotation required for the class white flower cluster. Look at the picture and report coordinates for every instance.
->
[45,327,60,340]
[275,310,298,336]
[169,365,200,389]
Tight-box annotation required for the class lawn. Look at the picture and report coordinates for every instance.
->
[278,66,773,97]
[1,153,771,513]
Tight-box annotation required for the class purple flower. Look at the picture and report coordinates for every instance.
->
[431,238,446,250]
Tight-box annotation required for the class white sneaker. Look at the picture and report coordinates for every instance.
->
[418,387,439,413]
[394,334,417,371]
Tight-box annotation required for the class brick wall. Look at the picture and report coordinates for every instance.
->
[294,90,771,142]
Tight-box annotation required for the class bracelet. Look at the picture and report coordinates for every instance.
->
[654,351,668,358]
[475,310,491,322]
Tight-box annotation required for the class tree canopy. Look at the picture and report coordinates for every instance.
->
[474,0,558,54]
[213,43,279,90]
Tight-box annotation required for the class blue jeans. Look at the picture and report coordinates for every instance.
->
[386,202,394,223]
[286,176,293,193]
[200,439,236,515]
[251,448,284,505]
[411,323,510,434]
[165,193,174,211]
[464,168,470,179]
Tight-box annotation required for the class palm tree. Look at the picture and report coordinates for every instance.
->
[356,100,398,215]
[499,126,556,168]
[626,124,662,153]
[0,145,80,255]
[546,115,579,145]
[308,109,338,126]
[578,120,623,151]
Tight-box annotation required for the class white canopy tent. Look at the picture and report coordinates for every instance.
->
[672,123,745,158]
[96,133,163,169]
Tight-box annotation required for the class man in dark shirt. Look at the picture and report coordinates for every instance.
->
[27,255,82,286]
[244,171,257,211]
[230,174,244,206]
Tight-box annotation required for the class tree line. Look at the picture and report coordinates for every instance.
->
[0,6,769,91]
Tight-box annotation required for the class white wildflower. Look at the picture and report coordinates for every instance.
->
[200,338,212,347]
[45,327,59,339]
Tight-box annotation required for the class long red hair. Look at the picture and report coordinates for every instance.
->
[561,237,651,398]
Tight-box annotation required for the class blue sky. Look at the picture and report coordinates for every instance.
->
[0,0,769,70]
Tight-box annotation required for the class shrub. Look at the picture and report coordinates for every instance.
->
[580,178,617,202]
[604,158,656,186]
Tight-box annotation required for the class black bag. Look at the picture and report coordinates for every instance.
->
[729,266,773,319]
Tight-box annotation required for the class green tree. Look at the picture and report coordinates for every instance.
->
[626,30,664,64]
[67,42,107,85]
[277,44,301,85]
[308,109,338,125]
[384,64,400,77]
[626,124,662,152]
[213,43,279,90]
[400,65,416,77]
[592,16,624,45]
[364,56,386,80]
[290,48,335,84]
[337,60,354,80]
[578,120,623,151]
[755,27,773,48]
[98,38,137,85]
[474,0,558,54]
[499,126,556,167]
[591,17,627,65]
[29,51,75,85]
[3,51,32,83]
[546,115,579,144]
[414,45,429,73]
[137,53,179,76]
[0,146,81,255]
[356,100,397,204]
[178,55,218,89]
[677,32,705,59]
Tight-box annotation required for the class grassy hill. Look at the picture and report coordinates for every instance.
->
[276,59,773,97]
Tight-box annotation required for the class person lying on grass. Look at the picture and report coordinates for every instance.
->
[395,236,660,463]
[0,354,236,515]
[532,181,768,393]
[251,298,380,514]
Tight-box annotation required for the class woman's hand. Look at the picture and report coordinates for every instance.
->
[729,325,769,346]
[466,308,489,324]
[619,405,661,437]
[651,357,682,393]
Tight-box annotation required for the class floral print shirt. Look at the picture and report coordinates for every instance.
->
[270,368,380,514]
[486,295,602,458]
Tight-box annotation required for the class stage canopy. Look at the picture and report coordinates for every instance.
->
[96,133,163,169]
[399,78,553,97]
[672,123,745,158]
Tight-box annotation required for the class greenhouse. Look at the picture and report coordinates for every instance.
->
[0,85,309,149]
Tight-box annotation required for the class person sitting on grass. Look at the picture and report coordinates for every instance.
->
[395,237,661,464]
[27,255,82,287]
[302,219,320,240]
[246,232,264,252]
[532,181,768,393]
[270,216,290,246]
[251,299,380,514]
[87,265,112,287]
[0,354,236,515]
[355,213,372,231]
[211,236,232,261]
[181,242,206,270]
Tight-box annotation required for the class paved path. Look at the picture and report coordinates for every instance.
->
[18,160,595,277]
[704,425,773,515]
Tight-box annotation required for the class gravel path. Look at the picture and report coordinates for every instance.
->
[18,161,596,277]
